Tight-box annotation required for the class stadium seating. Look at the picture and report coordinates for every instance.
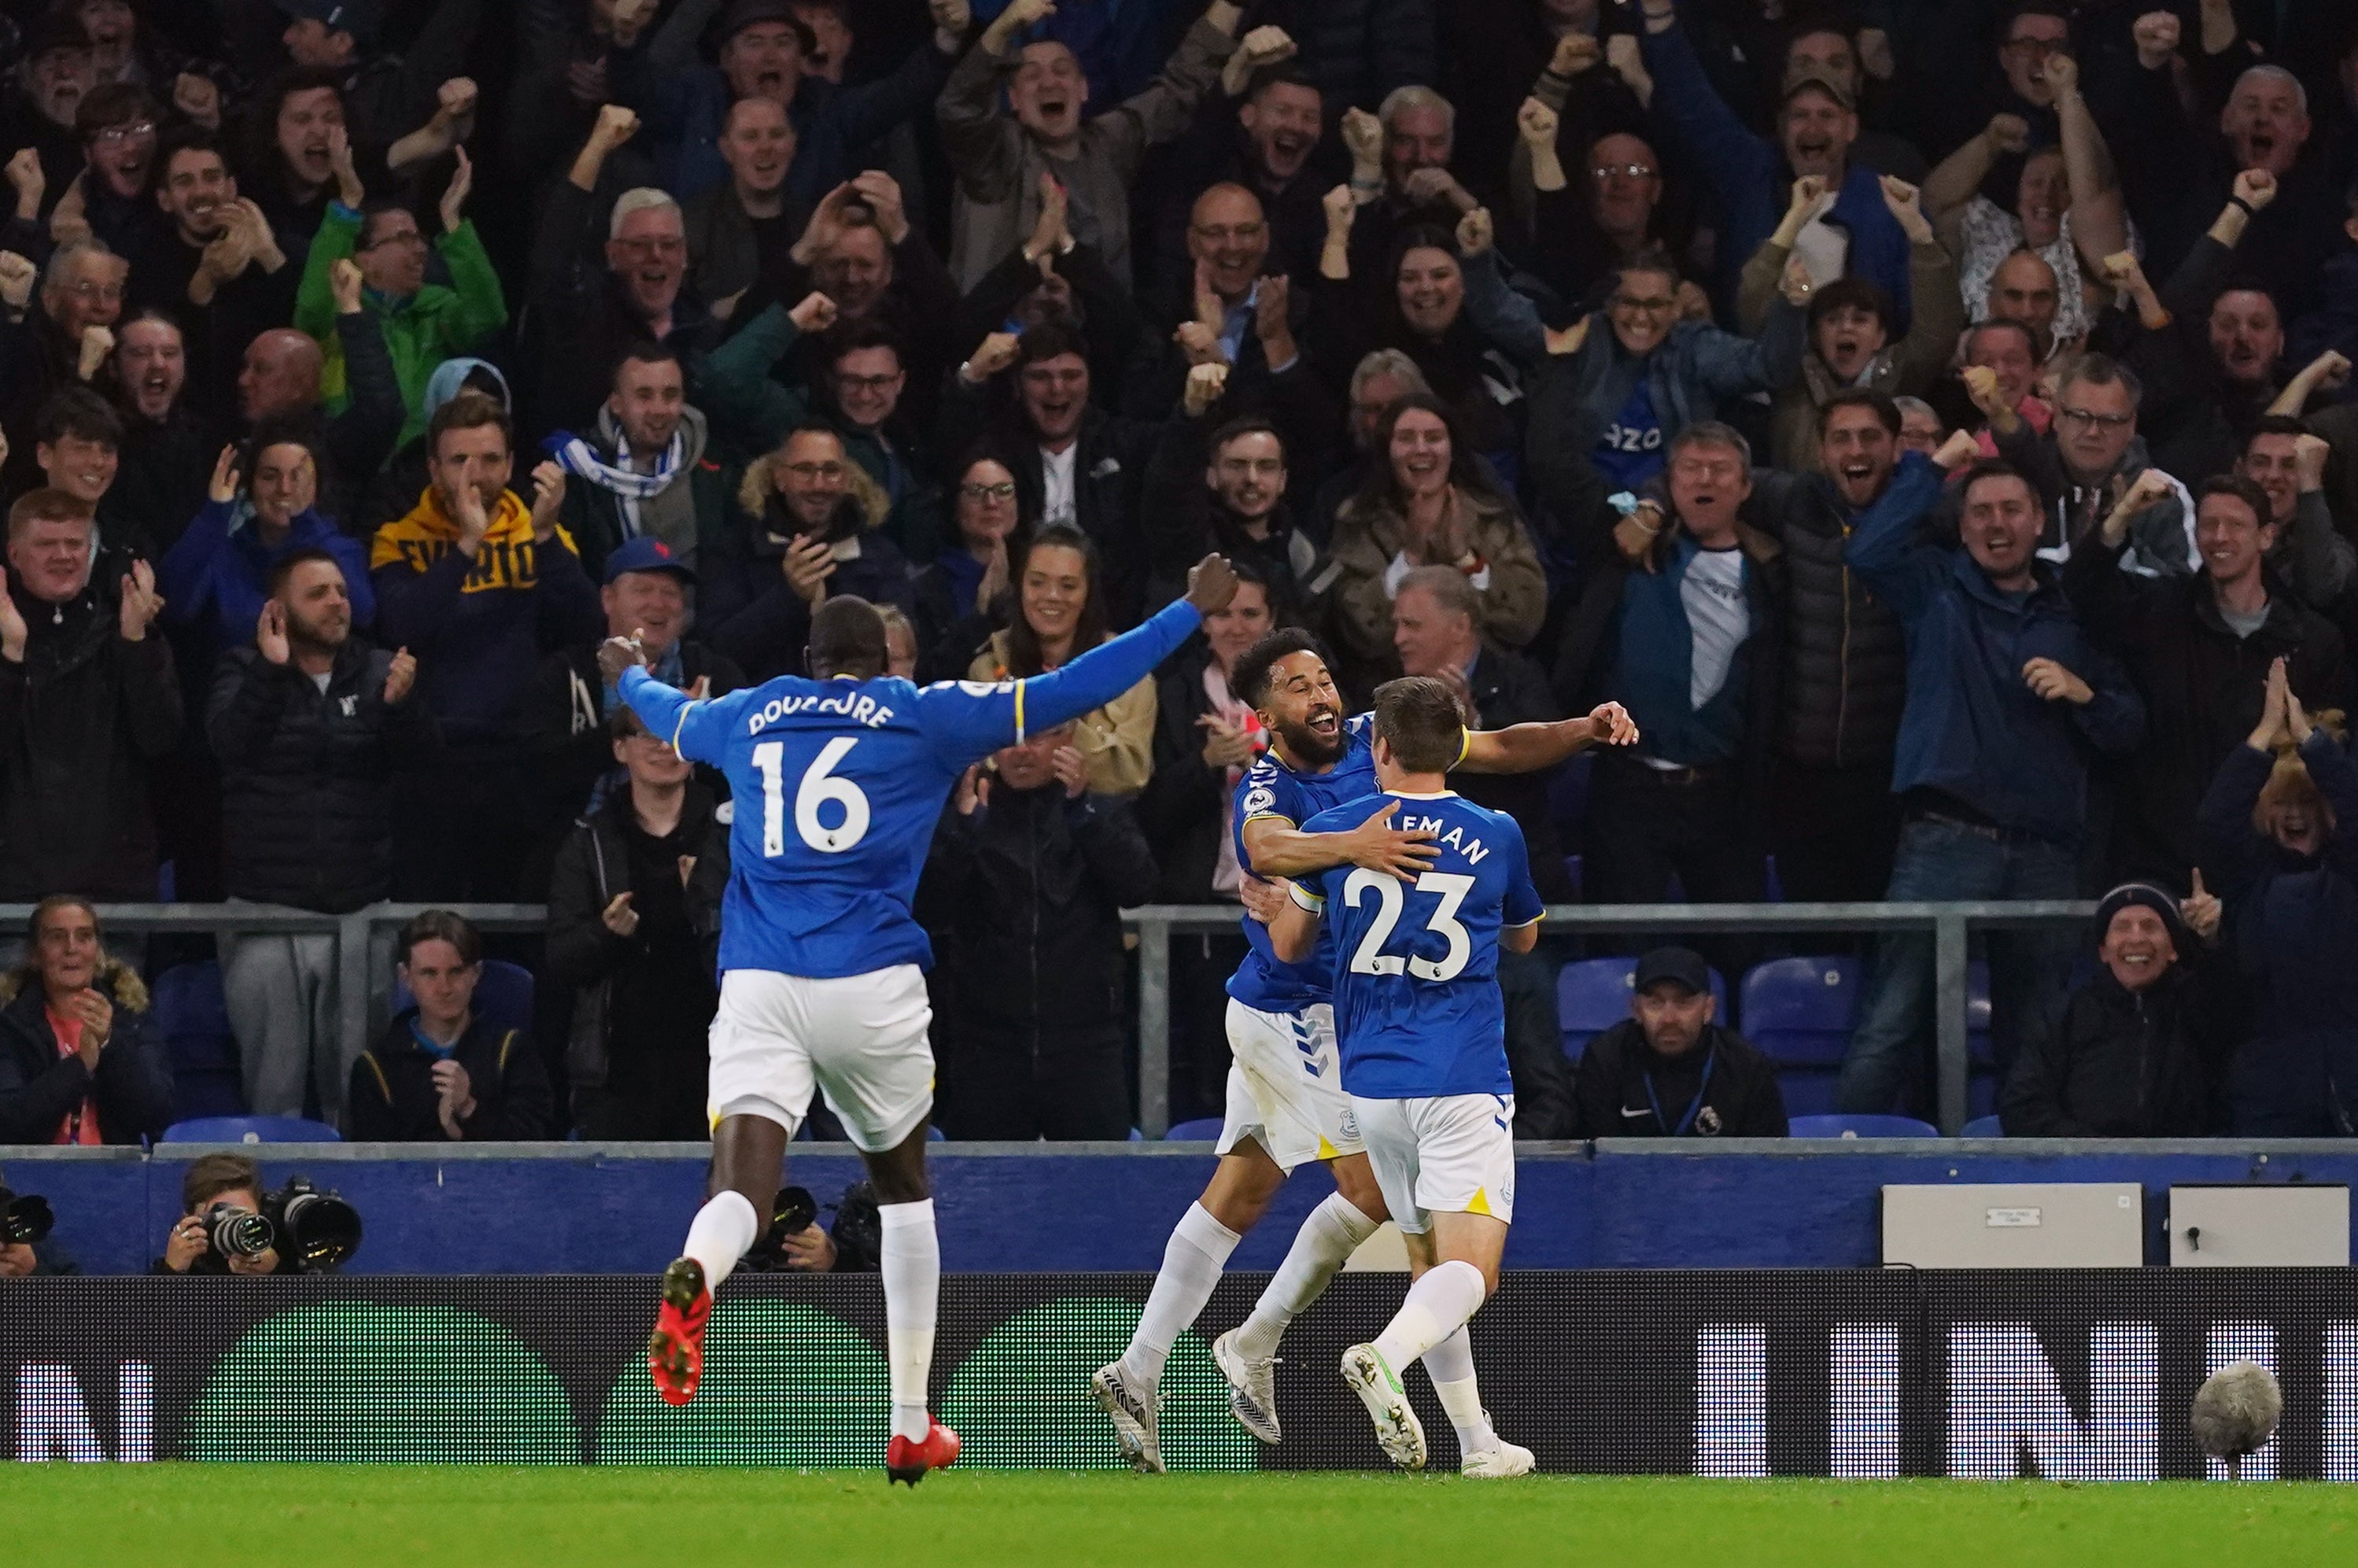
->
[1786,1114,1940,1138]
[160,1115,342,1143]
[1740,956,1858,1116]
[1961,1115,2005,1136]
[1558,957,1728,1061]
[390,957,536,1039]
[1164,1117,1225,1141]
[152,961,245,1122]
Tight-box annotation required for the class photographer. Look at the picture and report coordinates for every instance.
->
[153,1153,286,1276]
[0,1163,75,1276]
[0,896,173,1146]
[740,1181,884,1275]
[349,910,554,1142]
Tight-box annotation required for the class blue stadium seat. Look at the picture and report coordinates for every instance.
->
[1786,1113,1939,1138]
[1164,1117,1225,1141]
[1968,957,1992,1062]
[1961,1115,2005,1137]
[1763,855,1784,902]
[1743,957,1859,1120]
[152,961,244,1122]
[1557,957,1727,1062]
[1547,751,1592,847]
[1559,854,1581,898]
[389,957,535,1039]
[161,1115,341,1143]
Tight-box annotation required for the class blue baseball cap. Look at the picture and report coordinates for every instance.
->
[603,536,698,586]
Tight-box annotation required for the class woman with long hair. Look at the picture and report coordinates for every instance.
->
[0,895,173,1146]
[913,450,1031,682]
[1326,393,1547,691]
[965,524,1157,796]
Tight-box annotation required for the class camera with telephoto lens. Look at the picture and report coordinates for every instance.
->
[0,1185,55,1245]
[204,1201,275,1261]
[267,1175,363,1273]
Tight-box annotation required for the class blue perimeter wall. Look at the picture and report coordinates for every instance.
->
[8,1140,2354,1275]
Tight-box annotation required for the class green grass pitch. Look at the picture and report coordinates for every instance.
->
[7,1468,2358,1567]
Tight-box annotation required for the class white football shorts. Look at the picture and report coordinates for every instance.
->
[1352,1092,1518,1234]
[1217,998,1363,1173]
[707,965,934,1153]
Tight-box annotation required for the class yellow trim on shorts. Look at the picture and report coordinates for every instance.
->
[1466,1187,1493,1217]
[1316,1134,1339,1160]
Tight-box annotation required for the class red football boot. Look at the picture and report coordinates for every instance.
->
[647,1257,712,1407]
[885,1416,961,1485]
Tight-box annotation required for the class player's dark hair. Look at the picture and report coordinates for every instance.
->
[1231,628,1327,710]
[809,595,888,681]
[1373,676,1468,774]
[1003,526,1107,678]
[397,909,482,968]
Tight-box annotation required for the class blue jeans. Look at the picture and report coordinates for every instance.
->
[1833,818,2079,1116]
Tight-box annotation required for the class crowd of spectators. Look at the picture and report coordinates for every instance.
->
[0,0,2351,1149]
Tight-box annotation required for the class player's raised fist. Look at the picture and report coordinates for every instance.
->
[1185,553,1239,614]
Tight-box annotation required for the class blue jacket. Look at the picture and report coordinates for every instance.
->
[2197,732,2358,1135]
[1639,14,1913,327]
[1605,535,1777,768]
[159,500,377,650]
[1844,455,2144,846]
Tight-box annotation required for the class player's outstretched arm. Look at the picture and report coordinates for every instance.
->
[1241,801,1438,883]
[607,636,728,764]
[1266,881,1323,963]
[1455,701,1639,774]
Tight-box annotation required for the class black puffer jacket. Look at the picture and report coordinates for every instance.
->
[1999,961,2237,1136]
[1745,469,1908,773]
[1571,1020,1788,1139]
[0,959,174,1146]
[0,559,184,900]
[208,642,442,913]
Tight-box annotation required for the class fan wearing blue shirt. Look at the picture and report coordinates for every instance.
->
[602,554,1240,1485]
[1268,676,1545,1478]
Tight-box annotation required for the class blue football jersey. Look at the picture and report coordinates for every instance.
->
[618,600,1202,979]
[1293,791,1544,1098]
[1224,712,1378,1013]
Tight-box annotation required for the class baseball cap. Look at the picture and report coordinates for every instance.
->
[603,536,699,586]
[1633,946,1713,998]
[271,0,384,39]
[1781,67,1855,113]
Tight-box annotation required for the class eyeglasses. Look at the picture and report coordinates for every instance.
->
[784,460,845,480]
[361,228,426,250]
[1591,163,1657,182]
[92,120,154,146]
[2057,407,2132,430]
[833,372,901,393]
[1611,294,1677,315]
[960,481,1017,502]
[614,235,685,256]
[65,280,123,303]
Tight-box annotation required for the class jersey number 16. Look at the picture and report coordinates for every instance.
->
[751,736,871,855]
[1343,869,1475,982]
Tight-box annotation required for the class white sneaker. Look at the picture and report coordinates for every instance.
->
[1461,1435,1535,1478]
[1090,1361,1164,1474]
[1339,1343,1427,1471]
[1212,1329,1281,1444]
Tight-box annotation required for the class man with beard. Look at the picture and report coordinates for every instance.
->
[1634,0,1913,320]
[100,312,215,557]
[2065,470,2349,887]
[682,95,801,308]
[524,533,744,872]
[0,487,180,902]
[1090,626,1633,1473]
[529,105,714,441]
[291,142,505,450]
[624,0,965,206]
[1142,392,1326,618]
[371,393,603,898]
[546,343,731,581]
[941,319,1160,626]
[1571,946,1788,1139]
[1982,353,2198,577]
[0,240,124,496]
[0,15,95,212]
[2240,418,2356,607]
[939,0,1243,290]
[127,130,297,419]
[1155,64,1327,294]
[704,424,915,682]
[211,546,436,1120]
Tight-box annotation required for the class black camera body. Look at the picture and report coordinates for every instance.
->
[0,1184,54,1246]
[201,1176,364,1274]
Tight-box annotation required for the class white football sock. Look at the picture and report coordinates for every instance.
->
[1119,1203,1241,1389]
[1371,1259,1487,1371]
[880,1198,940,1443]
[1421,1326,1497,1455]
[681,1190,759,1289]
[1232,1194,1378,1363]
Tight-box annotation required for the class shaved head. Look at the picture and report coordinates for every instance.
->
[238,329,324,421]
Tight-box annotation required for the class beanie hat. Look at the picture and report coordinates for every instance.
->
[2094,882,2186,953]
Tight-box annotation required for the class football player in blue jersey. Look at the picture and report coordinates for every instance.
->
[1090,629,1634,1471]
[1268,675,1551,1476]
[598,553,1241,1484]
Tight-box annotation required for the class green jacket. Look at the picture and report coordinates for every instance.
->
[294,205,509,452]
